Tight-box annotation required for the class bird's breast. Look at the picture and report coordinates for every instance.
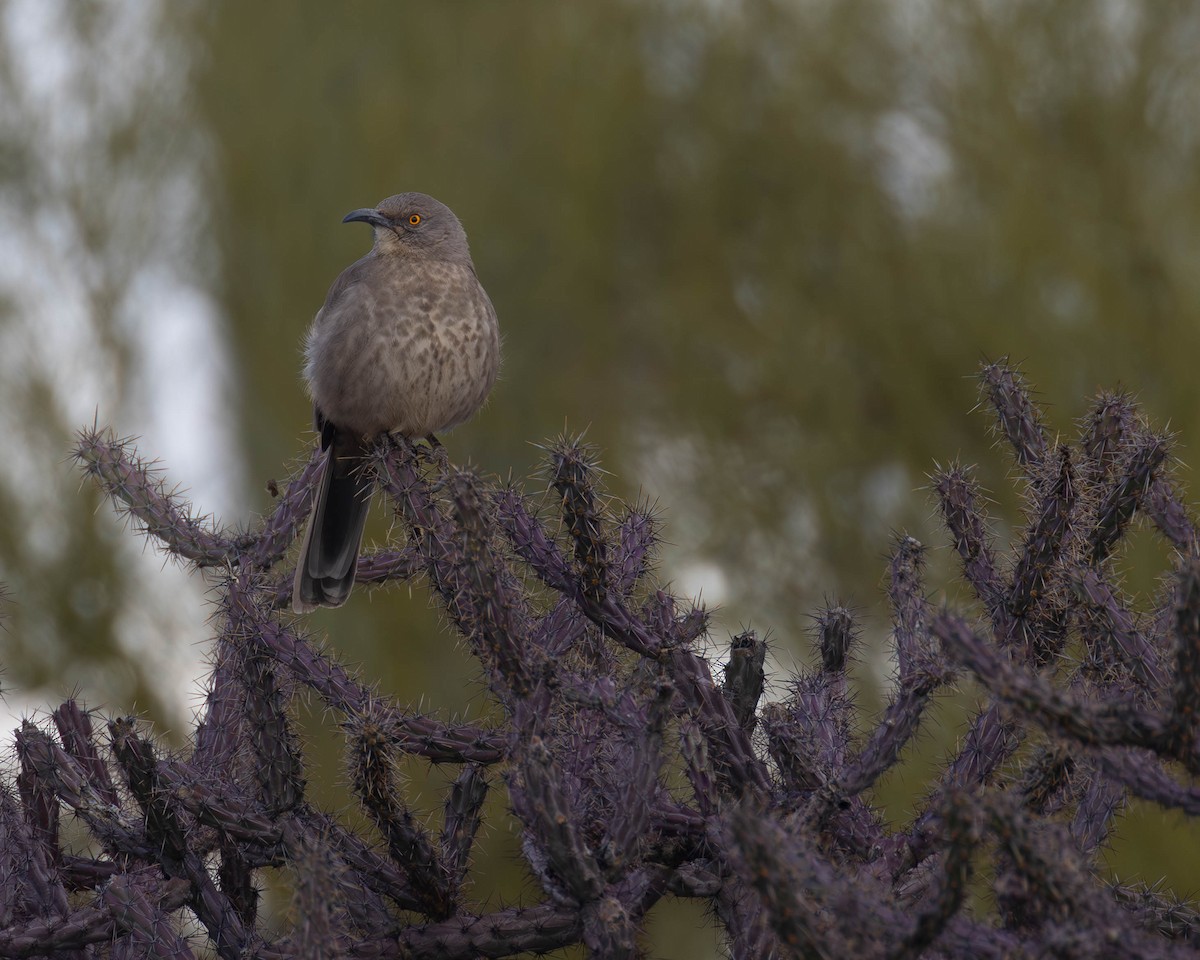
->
[305,260,499,438]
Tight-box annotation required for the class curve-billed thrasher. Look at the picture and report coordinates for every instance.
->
[293,192,500,613]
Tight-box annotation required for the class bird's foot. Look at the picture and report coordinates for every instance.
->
[421,433,450,472]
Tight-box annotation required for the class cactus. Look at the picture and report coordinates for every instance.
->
[2,359,1200,958]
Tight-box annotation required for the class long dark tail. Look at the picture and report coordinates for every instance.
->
[293,431,372,612]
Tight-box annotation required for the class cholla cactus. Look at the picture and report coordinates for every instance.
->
[2,360,1200,958]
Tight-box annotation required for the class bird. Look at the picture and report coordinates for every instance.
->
[292,192,500,613]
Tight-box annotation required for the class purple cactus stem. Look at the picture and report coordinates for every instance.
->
[935,465,1010,635]
[4,360,1200,956]
[1079,392,1137,479]
[1087,433,1167,565]
[1008,446,1075,631]
[981,359,1049,468]
[722,629,767,731]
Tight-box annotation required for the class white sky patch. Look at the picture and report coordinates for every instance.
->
[123,269,243,513]
[675,560,730,609]
[874,109,953,222]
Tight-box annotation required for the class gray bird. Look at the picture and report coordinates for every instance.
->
[293,193,500,613]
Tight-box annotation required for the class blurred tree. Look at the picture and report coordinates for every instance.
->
[0,0,231,724]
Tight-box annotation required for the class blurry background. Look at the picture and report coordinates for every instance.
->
[3,0,1200,953]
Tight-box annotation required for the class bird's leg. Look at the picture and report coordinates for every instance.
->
[379,432,418,473]
[423,433,449,472]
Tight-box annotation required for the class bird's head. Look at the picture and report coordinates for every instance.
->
[342,192,472,264]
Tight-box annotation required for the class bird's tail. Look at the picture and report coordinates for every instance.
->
[292,434,372,612]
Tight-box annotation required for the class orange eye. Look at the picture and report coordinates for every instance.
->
[408,214,422,226]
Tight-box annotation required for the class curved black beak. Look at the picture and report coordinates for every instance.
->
[342,208,390,227]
